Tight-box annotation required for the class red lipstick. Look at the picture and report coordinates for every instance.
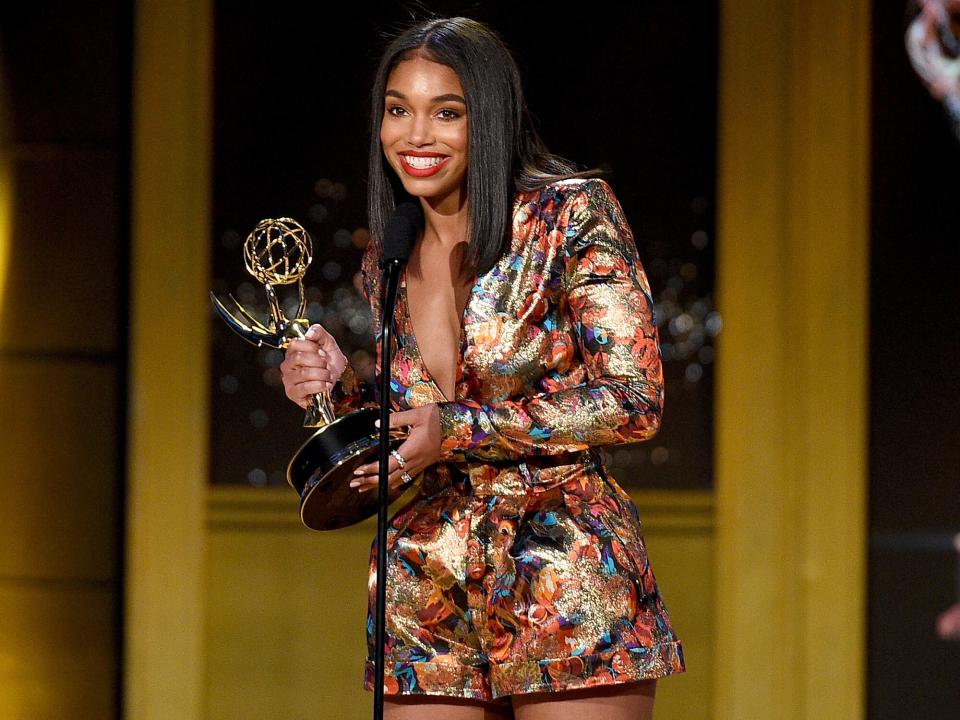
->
[398,152,450,177]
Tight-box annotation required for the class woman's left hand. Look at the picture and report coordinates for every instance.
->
[350,404,442,493]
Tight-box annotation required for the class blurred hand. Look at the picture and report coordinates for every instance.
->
[936,602,960,640]
[350,404,441,493]
[279,324,348,408]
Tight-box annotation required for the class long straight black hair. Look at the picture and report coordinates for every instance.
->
[367,17,592,275]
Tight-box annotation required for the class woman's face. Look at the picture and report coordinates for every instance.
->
[380,55,468,214]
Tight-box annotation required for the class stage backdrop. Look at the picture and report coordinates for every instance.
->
[204,3,718,719]
[208,1,719,493]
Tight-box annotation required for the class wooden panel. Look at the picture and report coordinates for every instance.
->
[0,358,117,581]
[715,1,869,718]
[206,490,373,720]
[125,2,211,717]
[0,149,119,353]
[0,583,116,720]
[635,492,714,718]
[205,487,714,720]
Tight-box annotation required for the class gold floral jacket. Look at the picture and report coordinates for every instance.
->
[335,178,662,494]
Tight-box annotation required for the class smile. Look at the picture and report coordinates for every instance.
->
[399,154,450,177]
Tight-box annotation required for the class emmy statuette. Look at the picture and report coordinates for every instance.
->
[211,218,408,530]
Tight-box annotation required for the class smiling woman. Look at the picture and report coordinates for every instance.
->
[379,57,471,403]
[204,1,727,717]
[380,58,469,217]
[211,4,719,497]
[279,16,683,720]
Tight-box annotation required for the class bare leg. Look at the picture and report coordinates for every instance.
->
[385,695,514,720]
[512,679,656,720]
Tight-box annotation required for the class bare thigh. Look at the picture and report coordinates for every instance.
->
[512,679,656,720]
[385,696,514,720]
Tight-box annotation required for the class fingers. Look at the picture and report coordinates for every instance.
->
[370,408,417,432]
[349,469,412,494]
[291,382,333,408]
[284,326,339,371]
[353,452,401,479]
[305,325,348,375]
[281,333,336,407]
[282,343,329,370]
[348,406,438,494]
[291,366,334,383]
[350,455,413,494]
[280,356,335,407]
[304,323,332,343]
[280,363,334,387]
[352,439,418,493]
[386,409,417,429]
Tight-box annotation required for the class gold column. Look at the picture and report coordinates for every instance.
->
[715,1,869,718]
[126,0,211,717]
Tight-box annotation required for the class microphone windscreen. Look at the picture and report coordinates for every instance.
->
[394,201,424,232]
[382,204,420,262]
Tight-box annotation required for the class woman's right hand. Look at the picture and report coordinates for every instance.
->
[280,324,348,409]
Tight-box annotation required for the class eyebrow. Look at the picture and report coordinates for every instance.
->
[385,90,466,104]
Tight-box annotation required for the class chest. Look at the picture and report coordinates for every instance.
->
[392,251,579,409]
[402,246,473,401]
[387,192,586,407]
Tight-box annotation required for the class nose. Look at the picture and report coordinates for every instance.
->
[407,114,433,147]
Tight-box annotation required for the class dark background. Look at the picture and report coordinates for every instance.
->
[868,3,960,717]
[209,2,720,490]
[0,0,957,717]
[205,0,960,715]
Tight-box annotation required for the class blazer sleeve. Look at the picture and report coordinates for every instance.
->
[436,180,663,462]
[329,239,381,414]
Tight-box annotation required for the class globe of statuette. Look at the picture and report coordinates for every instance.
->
[243,217,313,285]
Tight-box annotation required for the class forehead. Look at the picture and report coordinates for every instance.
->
[385,56,464,98]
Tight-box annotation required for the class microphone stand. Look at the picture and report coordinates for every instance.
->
[373,256,404,720]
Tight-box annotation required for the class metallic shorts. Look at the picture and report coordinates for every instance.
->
[362,461,685,701]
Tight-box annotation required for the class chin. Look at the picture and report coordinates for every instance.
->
[399,179,453,202]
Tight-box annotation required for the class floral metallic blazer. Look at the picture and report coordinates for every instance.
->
[335,178,662,493]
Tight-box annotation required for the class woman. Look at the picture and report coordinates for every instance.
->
[280,17,684,720]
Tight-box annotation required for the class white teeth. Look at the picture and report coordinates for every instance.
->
[403,155,445,169]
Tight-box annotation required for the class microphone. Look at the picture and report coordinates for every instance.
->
[395,200,425,231]
[381,201,421,265]
[372,201,421,720]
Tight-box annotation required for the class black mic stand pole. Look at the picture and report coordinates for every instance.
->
[373,257,403,720]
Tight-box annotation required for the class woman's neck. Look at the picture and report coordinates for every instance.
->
[419,194,468,248]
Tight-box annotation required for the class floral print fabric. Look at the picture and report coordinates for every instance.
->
[336,179,684,700]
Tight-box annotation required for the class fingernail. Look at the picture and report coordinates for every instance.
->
[354,469,364,475]
[349,480,359,487]
[305,326,318,339]
[374,419,380,428]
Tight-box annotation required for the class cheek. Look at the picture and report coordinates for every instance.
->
[380,116,403,149]
[438,126,468,158]
[380,125,399,169]
[453,123,468,153]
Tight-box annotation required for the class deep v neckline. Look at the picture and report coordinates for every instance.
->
[400,266,475,403]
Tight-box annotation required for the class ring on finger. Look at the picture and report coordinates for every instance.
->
[390,449,407,469]
[399,471,413,486]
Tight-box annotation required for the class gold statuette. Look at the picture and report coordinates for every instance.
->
[211,217,334,427]
[211,217,408,530]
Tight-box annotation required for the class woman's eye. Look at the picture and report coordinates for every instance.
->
[386,106,407,117]
[437,109,461,120]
